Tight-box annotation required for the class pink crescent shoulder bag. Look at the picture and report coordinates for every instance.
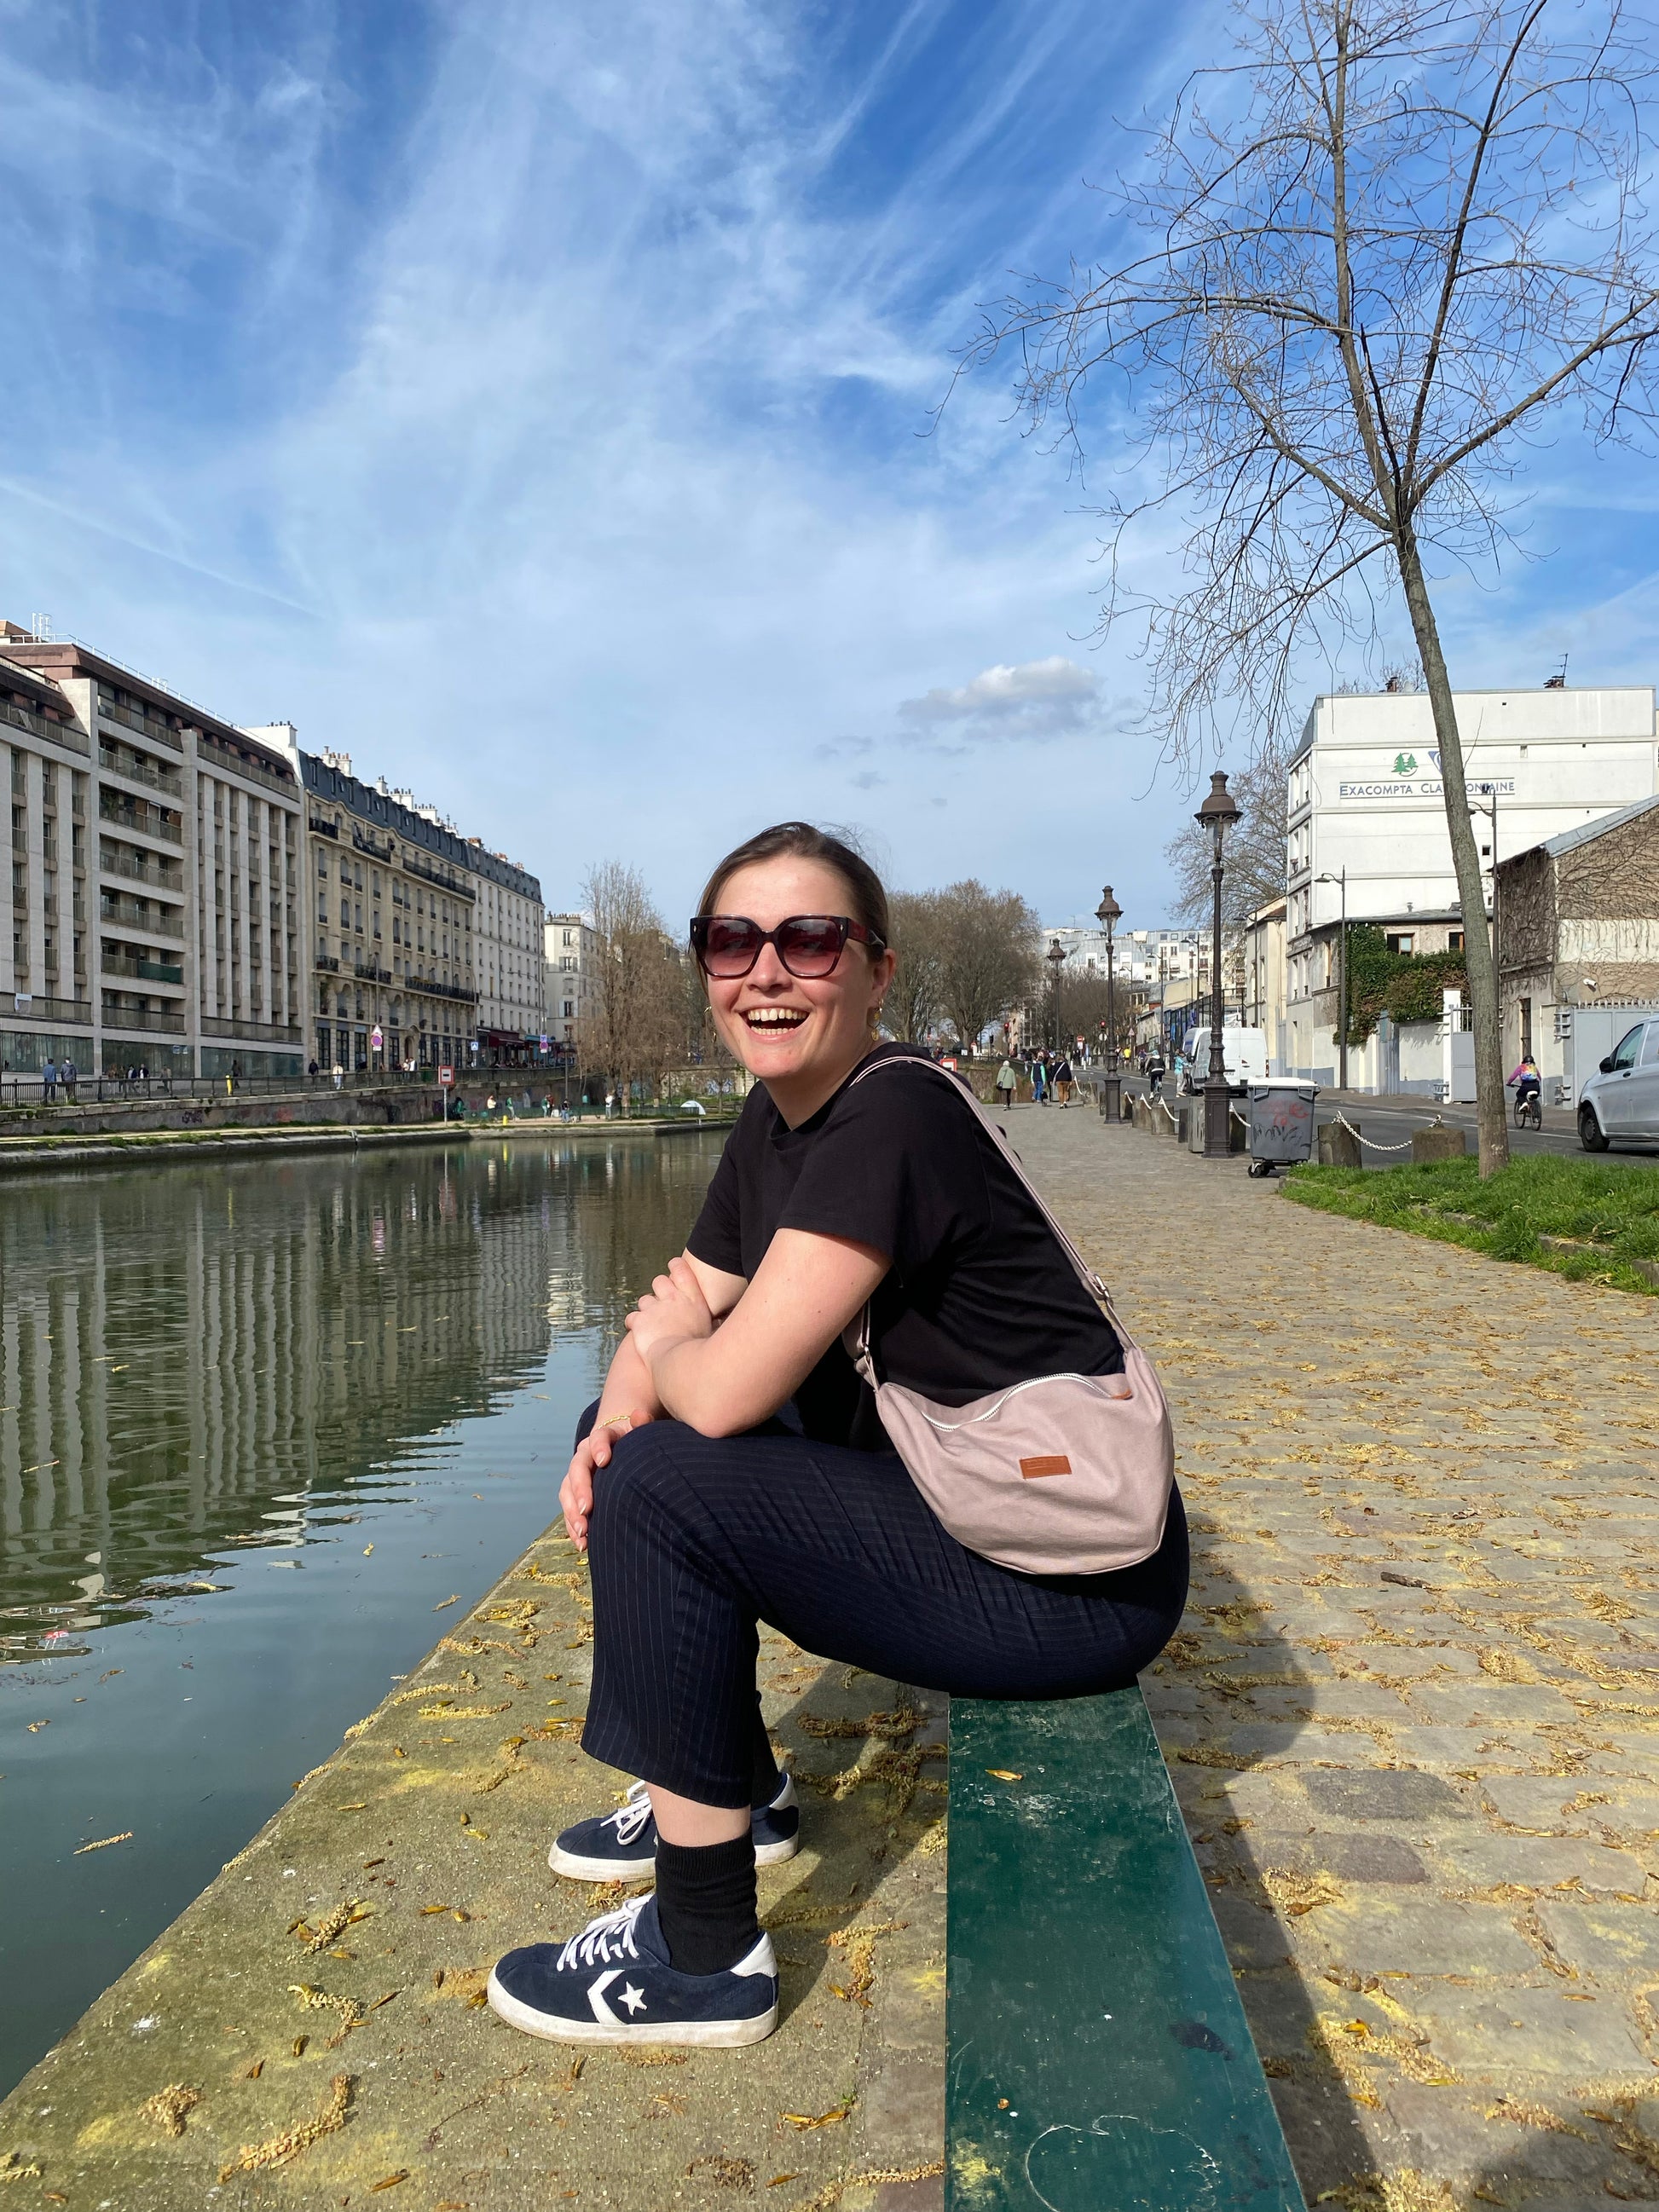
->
[842,1056,1175,1576]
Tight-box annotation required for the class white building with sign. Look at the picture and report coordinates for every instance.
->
[1283,684,1659,1084]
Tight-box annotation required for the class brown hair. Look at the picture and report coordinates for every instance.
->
[696,822,890,949]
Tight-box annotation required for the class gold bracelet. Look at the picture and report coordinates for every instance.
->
[596,1412,633,1433]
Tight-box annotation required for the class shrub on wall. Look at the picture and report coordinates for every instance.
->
[1343,924,1467,1044]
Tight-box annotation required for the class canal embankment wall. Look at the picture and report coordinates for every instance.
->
[0,1110,737,1175]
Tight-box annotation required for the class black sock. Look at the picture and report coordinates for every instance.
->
[654,1835,760,1977]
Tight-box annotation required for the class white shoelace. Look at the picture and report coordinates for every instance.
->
[556,1892,648,1972]
[603,1779,655,1848]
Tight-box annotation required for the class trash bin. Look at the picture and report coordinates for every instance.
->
[1246,1080,1318,1176]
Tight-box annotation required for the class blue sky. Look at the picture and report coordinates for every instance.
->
[5,0,1659,931]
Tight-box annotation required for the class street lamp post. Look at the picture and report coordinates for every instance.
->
[1316,868,1349,1091]
[1196,771,1242,1158]
[1045,939,1066,1063]
[1095,885,1122,1123]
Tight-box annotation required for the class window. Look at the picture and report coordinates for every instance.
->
[1519,996,1533,1060]
[1448,931,1464,951]
[1610,1025,1643,1071]
[1385,933,1414,955]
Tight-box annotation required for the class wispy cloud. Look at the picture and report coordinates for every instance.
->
[2,0,1653,932]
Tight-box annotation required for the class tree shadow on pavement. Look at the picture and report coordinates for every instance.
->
[1143,1540,1391,2204]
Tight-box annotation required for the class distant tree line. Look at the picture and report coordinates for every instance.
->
[569,859,1046,1093]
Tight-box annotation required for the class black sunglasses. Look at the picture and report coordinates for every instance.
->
[689,913,886,980]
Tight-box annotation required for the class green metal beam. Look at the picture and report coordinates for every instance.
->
[947,1688,1306,2211]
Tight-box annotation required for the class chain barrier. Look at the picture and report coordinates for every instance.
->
[1332,1107,1415,1154]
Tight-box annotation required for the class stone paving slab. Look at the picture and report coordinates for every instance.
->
[4,1107,1658,2209]
[0,1542,948,2211]
[1031,1114,1659,2211]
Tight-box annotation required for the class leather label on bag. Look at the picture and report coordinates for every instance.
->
[1020,1454,1072,1479]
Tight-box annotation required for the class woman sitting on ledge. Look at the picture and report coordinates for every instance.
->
[488,822,1187,2049]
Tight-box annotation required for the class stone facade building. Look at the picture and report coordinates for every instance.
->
[280,745,485,1075]
[544,911,600,1050]
[468,843,546,1053]
[1496,792,1659,1082]
[2,624,305,1082]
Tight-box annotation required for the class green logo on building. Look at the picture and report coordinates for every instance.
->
[1392,752,1418,775]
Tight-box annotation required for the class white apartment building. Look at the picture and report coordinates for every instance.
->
[1282,684,1659,1083]
[468,841,546,1047]
[2,624,305,1081]
[544,912,600,1048]
[1044,922,1212,991]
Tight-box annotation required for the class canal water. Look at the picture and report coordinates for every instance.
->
[0,1130,722,2098]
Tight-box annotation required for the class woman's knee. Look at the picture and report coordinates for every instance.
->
[589,1419,705,1537]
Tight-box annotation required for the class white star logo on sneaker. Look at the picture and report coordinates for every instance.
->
[620,1983,647,2014]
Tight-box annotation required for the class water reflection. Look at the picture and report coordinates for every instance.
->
[0,1135,717,1657]
[0,1131,720,2097]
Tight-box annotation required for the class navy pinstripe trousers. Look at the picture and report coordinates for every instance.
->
[577,1406,1188,1807]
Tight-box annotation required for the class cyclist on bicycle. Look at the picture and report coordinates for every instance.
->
[1509,1054,1542,1120]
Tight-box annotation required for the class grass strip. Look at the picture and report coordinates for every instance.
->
[1283,1153,1659,1297]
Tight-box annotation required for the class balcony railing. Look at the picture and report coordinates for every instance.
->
[314,952,340,973]
[97,794,182,846]
[101,952,185,987]
[309,814,339,839]
[2,701,90,756]
[402,851,477,902]
[99,745,184,800]
[198,736,296,800]
[354,961,394,983]
[99,848,184,892]
[4,992,92,1025]
[100,897,183,938]
[97,699,183,754]
[200,1016,303,1043]
[100,1002,187,1035]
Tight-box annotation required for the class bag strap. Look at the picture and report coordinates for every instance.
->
[843,1054,1138,1379]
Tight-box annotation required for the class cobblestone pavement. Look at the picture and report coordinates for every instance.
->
[1025,1106,1659,2212]
[6,1104,1656,2212]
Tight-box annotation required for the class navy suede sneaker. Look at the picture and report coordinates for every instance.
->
[488,1893,778,2047]
[548,1775,800,1880]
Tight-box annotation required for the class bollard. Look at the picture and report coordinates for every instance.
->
[1317,1118,1363,1167]
[1412,1120,1468,1163]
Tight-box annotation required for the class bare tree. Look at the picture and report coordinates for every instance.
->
[1165,737,1292,930]
[886,890,950,1042]
[937,881,1043,1054]
[579,861,686,1101]
[966,0,1659,1174]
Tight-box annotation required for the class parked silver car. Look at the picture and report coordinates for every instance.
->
[1579,1018,1659,1150]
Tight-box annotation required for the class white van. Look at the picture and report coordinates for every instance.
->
[1179,1026,1269,1093]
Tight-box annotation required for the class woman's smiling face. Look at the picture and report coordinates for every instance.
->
[703,856,894,1114]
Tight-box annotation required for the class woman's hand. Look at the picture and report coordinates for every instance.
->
[559,1408,655,1553]
[624,1255,716,1372]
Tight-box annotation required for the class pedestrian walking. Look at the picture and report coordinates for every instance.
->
[332,1061,344,1090]
[308,1059,319,1080]
[994,1055,1018,1112]
[62,1057,78,1103]
[42,1056,58,1104]
[1032,1057,1048,1106]
[1054,1055,1074,1107]
[485,818,1183,2055]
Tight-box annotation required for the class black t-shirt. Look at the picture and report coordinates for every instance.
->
[686,1042,1124,1450]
